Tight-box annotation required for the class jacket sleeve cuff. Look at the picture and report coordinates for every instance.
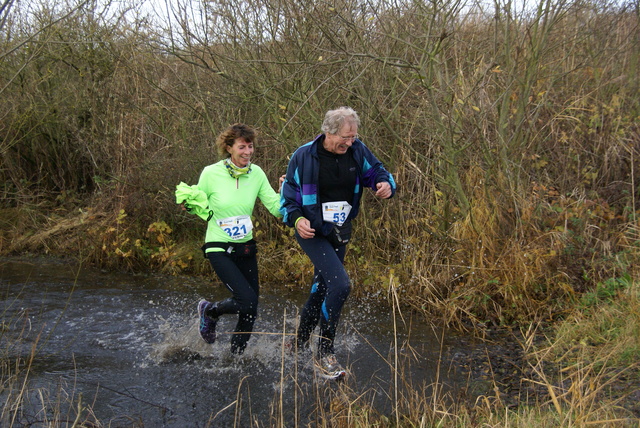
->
[291,211,304,227]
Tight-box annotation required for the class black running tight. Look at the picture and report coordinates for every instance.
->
[295,234,350,355]
[206,251,259,354]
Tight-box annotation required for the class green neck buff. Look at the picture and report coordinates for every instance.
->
[224,158,252,179]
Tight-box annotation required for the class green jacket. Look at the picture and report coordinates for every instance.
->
[176,160,281,252]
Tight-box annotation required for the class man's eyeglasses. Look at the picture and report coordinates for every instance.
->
[339,135,358,141]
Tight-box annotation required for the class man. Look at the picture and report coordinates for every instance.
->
[280,107,396,379]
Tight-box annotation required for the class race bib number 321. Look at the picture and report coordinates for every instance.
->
[217,215,253,240]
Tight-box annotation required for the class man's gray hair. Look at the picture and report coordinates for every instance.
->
[321,107,360,135]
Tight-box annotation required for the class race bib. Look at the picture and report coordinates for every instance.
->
[217,215,253,240]
[322,201,352,226]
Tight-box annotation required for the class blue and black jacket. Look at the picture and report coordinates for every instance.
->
[280,134,397,236]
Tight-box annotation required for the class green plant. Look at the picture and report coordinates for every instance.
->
[580,274,633,308]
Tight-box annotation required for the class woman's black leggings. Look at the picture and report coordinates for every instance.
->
[295,233,350,356]
[206,251,259,354]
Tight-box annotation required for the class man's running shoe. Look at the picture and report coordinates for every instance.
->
[315,353,347,380]
[197,299,218,344]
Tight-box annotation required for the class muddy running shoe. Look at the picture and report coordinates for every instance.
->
[197,299,218,344]
[315,353,347,381]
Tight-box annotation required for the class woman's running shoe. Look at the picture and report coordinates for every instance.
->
[197,299,218,344]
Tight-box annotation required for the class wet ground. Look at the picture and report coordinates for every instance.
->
[1,256,637,426]
[0,256,482,427]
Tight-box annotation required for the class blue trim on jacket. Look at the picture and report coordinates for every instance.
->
[279,134,396,236]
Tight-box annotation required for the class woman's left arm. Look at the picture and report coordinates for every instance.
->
[258,171,283,218]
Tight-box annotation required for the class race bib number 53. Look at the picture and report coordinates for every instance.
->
[217,215,253,240]
[322,201,352,226]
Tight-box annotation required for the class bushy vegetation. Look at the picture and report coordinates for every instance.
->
[0,0,639,425]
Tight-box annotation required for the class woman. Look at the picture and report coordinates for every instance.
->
[176,123,282,354]
[280,107,396,378]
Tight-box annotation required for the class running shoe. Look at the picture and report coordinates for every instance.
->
[197,299,218,344]
[315,353,347,380]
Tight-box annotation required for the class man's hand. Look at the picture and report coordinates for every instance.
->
[375,182,392,199]
[295,217,315,239]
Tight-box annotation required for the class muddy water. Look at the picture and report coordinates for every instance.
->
[0,257,484,427]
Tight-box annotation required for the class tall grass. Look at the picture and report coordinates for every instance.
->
[0,2,639,415]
